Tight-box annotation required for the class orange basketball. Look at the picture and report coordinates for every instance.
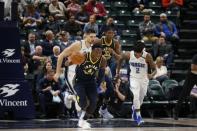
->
[68,52,85,65]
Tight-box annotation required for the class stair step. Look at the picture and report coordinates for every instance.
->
[186,11,197,15]
[173,59,191,70]
[177,49,197,58]
[179,29,197,39]
[183,20,197,24]
[179,39,197,49]
[179,39,197,44]
[180,29,197,33]
[174,59,192,63]
[182,20,197,29]
[190,2,197,7]
[170,70,188,81]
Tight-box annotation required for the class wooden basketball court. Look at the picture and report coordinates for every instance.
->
[0,118,197,131]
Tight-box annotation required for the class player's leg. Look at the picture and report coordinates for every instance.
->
[137,79,149,124]
[86,82,98,116]
[74,83,90,129]
[99,75,114,119]
[130,78,140,123]
[139,79,149,106]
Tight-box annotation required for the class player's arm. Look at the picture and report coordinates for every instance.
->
[146,53,157,79]
[97,56,107,86]
[94,38,102,45]
[111,40,121,61]
[100,56,107,69]
[116,51,130,77]
[54,41,81,81]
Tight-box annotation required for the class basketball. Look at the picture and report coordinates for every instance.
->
[68,51,85,65]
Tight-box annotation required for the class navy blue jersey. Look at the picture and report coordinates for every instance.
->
[101,37,115,62]
[75,52,102,81]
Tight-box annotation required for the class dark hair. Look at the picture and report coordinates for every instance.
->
[134,40,145,53]
[104,27,115,32]
[92,43,102,50]
[85,29,96,34]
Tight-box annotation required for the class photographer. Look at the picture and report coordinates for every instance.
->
[108,77,130,118]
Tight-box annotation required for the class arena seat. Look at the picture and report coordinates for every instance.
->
[149,84,166,101]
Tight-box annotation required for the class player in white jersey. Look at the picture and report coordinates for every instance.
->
[117,40,156,125]
[54,29,96,82]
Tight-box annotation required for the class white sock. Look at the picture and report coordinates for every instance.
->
[80,110,86,120]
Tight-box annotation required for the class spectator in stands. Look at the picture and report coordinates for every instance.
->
[154,13,179,55]
[174,54,197,120]
[139,14,158,43]
[37,69,65,118]
[49,0,67,19]
[75,5,89,24]
[34,0,51,18]
[99,16,121,40]
[21,47,30,75]
[153,56,169,84]
[45,15,60,34]
[155,13,179,40]
[22,33,39,57]
[128,0,149,10]
[64,15,82,41]
[129,0,152,14]
[32,46,48,75]
[58,31,72,51]
[152,36,174,67]
[42,30,58,56]
[83,15,99,36]
[162,0,184,9]
[36,60,53,87]
[50,46,61,68]
[22,4,42,28]
[67,0,81,16]
[84,0,106,18]
[108,77,130,118]
[18,0,27,17]
[3,0,27,19]
[35,0,51,4]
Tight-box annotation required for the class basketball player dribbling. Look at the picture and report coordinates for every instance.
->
[54,29,97,116]
[117,40,156,125]
[74,43,106,129]
[54,29,97,83]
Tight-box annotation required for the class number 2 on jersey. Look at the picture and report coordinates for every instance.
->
[136,67,140,73]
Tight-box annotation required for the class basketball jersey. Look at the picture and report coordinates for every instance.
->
[75,52,102,81]
[101,37,115,62]
[129,51,148,79]
[67,40,92,86]
[80,40,92,53]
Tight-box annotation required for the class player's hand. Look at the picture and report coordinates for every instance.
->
[45,86,52,91]
[108,48,114,55]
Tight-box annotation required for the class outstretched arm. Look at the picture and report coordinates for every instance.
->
[54,41,81,81]
[146,53,157,79]
[113,40,121,61]
[116,51,130,77]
